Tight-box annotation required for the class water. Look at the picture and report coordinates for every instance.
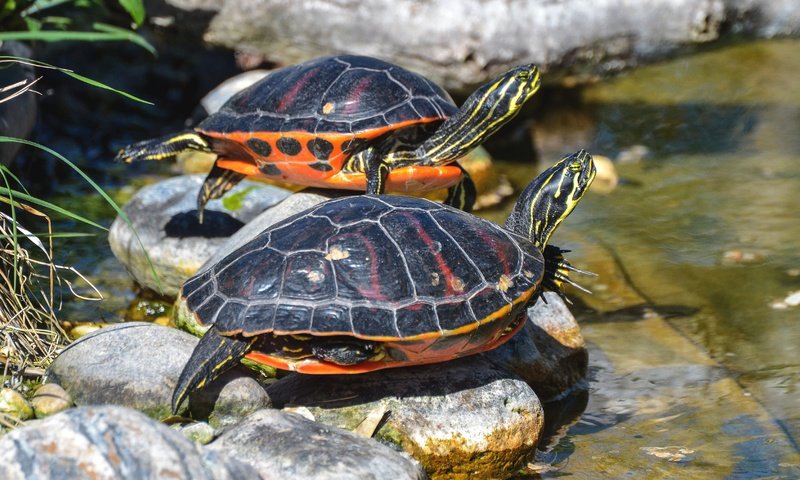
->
[39,38,800,477]
[489,39,800,476]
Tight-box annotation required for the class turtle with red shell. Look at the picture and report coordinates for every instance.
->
[116,55,541,217]
[170,150,596,413]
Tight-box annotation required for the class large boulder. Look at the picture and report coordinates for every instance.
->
[267,357,544,479]
[153,0,799,93]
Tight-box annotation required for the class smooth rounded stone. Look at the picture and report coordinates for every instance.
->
[267,357,544,479]
[31,383,74,418]
[47,322,270,426]
[0,388,33,421]
[159,0,800,93]
[175,421,215,445]
[485,291,588,401]
[0,405,259,480]
[108,174,290,296]
[205,409,426,480]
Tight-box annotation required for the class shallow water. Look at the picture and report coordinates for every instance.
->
[489,39,800,476]
[40,39,800,477]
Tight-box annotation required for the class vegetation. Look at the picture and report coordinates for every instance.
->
[0,0,151,425]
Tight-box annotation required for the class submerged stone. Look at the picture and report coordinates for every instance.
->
[267,357,544,479]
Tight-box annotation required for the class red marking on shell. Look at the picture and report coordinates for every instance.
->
[275,67,320,113]
[340,76,374,116]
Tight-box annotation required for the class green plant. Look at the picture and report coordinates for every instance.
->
[0,0,153,54]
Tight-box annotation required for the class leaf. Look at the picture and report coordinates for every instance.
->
[117,0,145,26]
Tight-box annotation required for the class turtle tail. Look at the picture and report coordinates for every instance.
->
[115,131,210,163]
[542,245,595,303]
[172,327,255,415]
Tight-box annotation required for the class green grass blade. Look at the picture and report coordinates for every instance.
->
[0,187,107,230]
[0,55,153,105]
[0,26,156,56]
[0,136,163,293]
[117,0,145,26]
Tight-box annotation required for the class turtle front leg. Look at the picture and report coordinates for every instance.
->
[197,161,247,223]
[363,147,390,195]
[444,163,476,212]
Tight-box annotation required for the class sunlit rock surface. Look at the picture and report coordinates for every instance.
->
[47,323,270,426]
[0,405,258,480]
[267,357,544,479]
[205,409,426,479]
[108,175,289,296]
[153,0,799,93]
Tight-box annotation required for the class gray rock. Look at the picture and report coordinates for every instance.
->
[267,357,543,479]
[205,409,426,479]
[47,322,270,426]
[109,174,290,296]
[157,0,800,93]
[0,405,259,480]
[486,291,588,401]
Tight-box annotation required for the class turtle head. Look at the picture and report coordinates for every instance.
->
[414,64,540,164]
[505,150,596,295]
[505,150,595,250]
[461,63,541,134]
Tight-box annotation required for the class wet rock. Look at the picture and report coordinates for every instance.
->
[0,405,259,480]
[31,383,74,418]
[0,388,33,421]
[205,409,426,479]
[176,421,215,445]
[486,291,588,401]
[157,0,799,93]
[47,322,270,426]
[108,175,290,296]
[267,357,544,479]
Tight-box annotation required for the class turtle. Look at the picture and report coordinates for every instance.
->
[171,149,596,413]
[115,55,541,219]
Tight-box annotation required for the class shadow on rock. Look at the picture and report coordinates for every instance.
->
[163,210,245,238]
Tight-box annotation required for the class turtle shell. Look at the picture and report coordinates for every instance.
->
[196,55,459,189]
[181,195,545,373]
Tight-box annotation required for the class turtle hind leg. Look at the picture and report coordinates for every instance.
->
[172,327,254,415]
[115,131,210,163]
[196,161,247,223]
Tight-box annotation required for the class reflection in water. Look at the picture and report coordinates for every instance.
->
[491,39,800,475]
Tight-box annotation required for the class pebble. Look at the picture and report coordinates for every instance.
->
[0,388,33,421]
[31,383,74,418]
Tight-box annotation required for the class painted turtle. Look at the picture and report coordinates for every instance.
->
[116,55,541,219]
[171,150,596,413]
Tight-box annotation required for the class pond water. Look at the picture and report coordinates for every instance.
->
[39,39,800,477]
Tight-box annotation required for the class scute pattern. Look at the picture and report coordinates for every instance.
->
[198,55,457,136]
[181,195,545,340]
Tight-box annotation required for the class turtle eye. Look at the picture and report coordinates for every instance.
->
[568,161,582,172]
[515,71,530,82]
